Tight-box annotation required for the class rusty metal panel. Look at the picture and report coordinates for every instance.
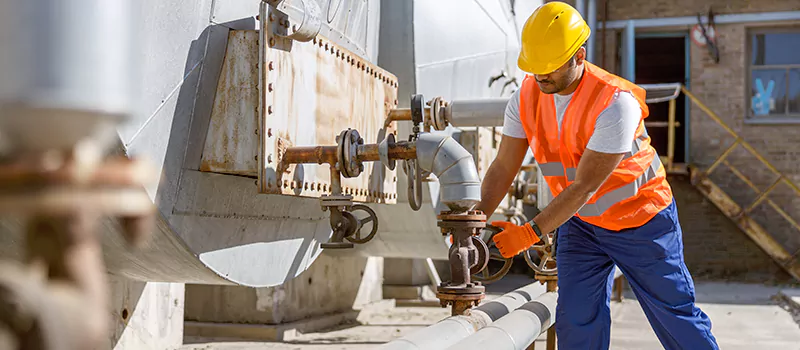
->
[258,7,399,204]
[200,30,261,176]
[199,23,398,203]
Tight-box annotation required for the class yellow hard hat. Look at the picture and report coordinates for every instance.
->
[517,1,591,75]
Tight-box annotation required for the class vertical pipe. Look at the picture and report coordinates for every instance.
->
[575,0,585,19]
[601,0,609,69]
[624,20,636,82]
[586,0,597,62]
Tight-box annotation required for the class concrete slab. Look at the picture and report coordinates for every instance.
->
[179,281,800,350]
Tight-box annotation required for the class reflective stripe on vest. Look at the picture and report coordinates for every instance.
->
[578,155,662,217]
[538,132,651,181]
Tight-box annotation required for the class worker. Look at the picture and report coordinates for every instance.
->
[477,2,719,349]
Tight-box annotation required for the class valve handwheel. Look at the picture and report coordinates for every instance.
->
[344,204,379,244]
[524,231,558,276]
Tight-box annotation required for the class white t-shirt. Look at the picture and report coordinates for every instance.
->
[502,88,643,154]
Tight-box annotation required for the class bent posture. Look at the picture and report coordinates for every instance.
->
[479,2,719,349]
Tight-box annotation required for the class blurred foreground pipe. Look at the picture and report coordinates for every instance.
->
[447,291,558,350]
[377,282,545,350]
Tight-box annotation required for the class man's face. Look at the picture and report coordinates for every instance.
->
[533,49,585,94]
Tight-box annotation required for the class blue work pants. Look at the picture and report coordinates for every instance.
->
[554,200,718,349]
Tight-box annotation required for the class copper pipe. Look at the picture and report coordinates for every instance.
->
[283,141,417,165]
[330,166,342,195]
[282,145,338,165]
[356,141,417,162]
[384,108,430,127]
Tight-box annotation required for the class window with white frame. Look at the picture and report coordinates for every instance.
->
[748,28,800,120]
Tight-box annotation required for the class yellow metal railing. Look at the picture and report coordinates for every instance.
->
[679,86,800,235]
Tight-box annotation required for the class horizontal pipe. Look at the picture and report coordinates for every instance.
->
[444,98,508,127]
[357,141,417,162]
[447,291,558,350]
[283,140,418,165]
[377,282,546,350]
[281,145,338,165]
[385,109,430,127]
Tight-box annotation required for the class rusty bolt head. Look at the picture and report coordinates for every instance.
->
[283,180,289,188]
[269,37,276,46]
[313,38,317,44]
[267,154,273,163]
[268,106,273,114]
[268,61,274,70]
[268,83,273,92]
[325,43,329,50]
[267,128,273,137]
[292,24,298,32]
[358,164,364,173]
[269,14,275,21]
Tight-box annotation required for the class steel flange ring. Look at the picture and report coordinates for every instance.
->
[337,129,363,178]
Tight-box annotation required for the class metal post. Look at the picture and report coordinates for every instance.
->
[668,98,676,171]
[545,279,558,350]
[575,0,586,19]
[623,20,636,82]
[587,0,597,62]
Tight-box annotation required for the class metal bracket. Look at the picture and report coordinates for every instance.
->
[263,0,322,43]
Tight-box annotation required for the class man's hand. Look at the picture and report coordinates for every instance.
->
[491,221,541,258]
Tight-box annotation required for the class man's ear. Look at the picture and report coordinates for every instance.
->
[575,47,587,64]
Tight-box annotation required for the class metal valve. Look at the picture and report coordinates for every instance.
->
[320,195,379,249]
[524,231,558,276]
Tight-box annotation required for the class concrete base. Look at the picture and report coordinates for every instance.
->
[383,285,437,300]
[108,277,185,350]
[184,311,361,342]
[177,280,800,350]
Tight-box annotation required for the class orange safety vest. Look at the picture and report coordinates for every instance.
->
[519,62,673,231]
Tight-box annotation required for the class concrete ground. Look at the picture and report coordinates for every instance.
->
[179,275,800,350]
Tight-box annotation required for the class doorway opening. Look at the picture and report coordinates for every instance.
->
[634,34,689,167]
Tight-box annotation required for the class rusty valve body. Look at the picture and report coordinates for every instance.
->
[0,151,156,350]
[436,211,490,316]
[280,128,417,249]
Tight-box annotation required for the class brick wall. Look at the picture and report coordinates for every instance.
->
[670,175,793,283]
[600,0,799,21]
[592,1,800,281]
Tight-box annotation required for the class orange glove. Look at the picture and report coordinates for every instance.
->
[491,221,542,258]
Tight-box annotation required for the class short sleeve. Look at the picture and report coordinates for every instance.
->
[585,91,642,154]
[502,89,528,139]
